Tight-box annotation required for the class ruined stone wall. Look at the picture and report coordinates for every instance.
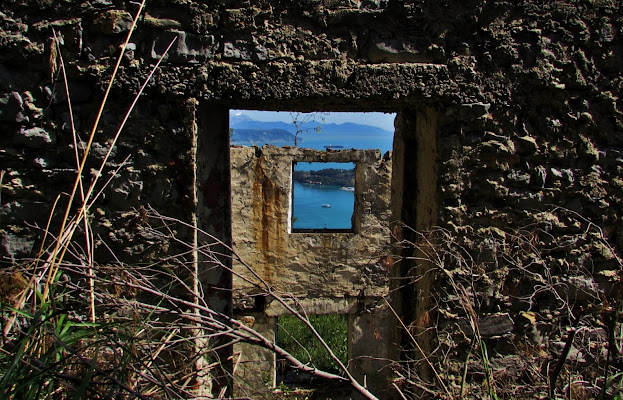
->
[428,3,623,398]
[230,145,392,395]
[1,0,622,398]
[230,146,391,310]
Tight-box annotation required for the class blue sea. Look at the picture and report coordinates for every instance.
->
[301,136,392,153]
[292,182,354,230]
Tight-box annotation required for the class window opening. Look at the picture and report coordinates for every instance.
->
[276,314,348,387]
[291,162,355,231]
[228,110,396,233]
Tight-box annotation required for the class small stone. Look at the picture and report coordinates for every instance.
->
[17,127,55,148]
[223,41,251,60]
[517,135,538,155]
[123,42,136,60]
[579,135,600,160]
[93,10,133,34]
[600,22,615,43]
[367,34,429,63]
[0,91,28,122]
[43,86,54,102]
[579,112,594,124]
[455,102,491,120]
[547,118,562,133]
[34,157,48,168]
[550,167,574,183]
[508,170,531,184]
[25,101,43,120]
[533,165,547,187]
[239,316,256,327]
[90,142,113,159]
[254,44,268,61]
[1,232,35,260]
[151,31,216,63]
[143,13,182,30]
[551,168,563,178]
[427,44,445,60]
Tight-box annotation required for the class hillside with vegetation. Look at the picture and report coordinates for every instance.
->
[293,168,355,187]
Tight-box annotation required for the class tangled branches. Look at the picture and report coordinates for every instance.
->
[0,205,382,399]
[392,210,622,399]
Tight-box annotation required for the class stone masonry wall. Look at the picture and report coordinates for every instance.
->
[230,146,391,309]
[1,0,622,398]
[230,145,392,396]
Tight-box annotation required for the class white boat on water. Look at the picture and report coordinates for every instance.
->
[340,186,355,192]
[322,203,332,208]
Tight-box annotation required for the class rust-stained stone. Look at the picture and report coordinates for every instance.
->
[231,145,392,312]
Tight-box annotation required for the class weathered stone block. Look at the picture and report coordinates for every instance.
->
[367,33,431,63]
[223,41,252,60]
[150,30,216,63]
[0,232,35,260]
[93,10,134,34]
[143,13,182,30]
[16,127,54,148]
[516,135,539,155]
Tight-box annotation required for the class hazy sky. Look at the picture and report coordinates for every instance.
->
[230,110,396,131]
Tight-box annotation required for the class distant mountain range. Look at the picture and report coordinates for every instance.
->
[231,128,296,144]
[230,113,393,140]
[229,112,394,152]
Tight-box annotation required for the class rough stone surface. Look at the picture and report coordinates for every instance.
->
[16,127,55,148]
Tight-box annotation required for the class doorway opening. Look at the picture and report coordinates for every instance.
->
[276,314,348,387]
